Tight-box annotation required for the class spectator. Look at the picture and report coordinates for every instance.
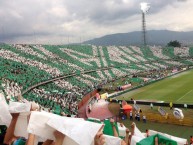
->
[89,104,92,112]
[146,129,149,137]
[130,111,133,120]
[150,103,153,110]
[136,112,140,121]
[88,105,91,113]
[190,136,193,145]
[184,104,187,110]
[143,115,146,123]
[169,102,173,110]
[119,101,122,108]
[135,112,137,120]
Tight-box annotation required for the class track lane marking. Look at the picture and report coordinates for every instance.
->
[177,90,193,102]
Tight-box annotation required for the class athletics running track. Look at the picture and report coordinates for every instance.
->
[86,99,114,120]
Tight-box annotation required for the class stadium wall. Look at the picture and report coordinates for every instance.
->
[109,99,193,109]
[78,89,98,109]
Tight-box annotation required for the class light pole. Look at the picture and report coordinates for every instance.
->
[140,2,150,47]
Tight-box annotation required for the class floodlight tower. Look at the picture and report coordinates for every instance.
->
[140,2,150,46]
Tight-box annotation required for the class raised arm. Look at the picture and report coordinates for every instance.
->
[94,125,105,145]
[53,130,65,145]
[110,119,119,137]
[130,122,135,136]
[127,122,135,145]
[42,140,54,145]
[155,137,158,145]
[124,128,130,145]
[25,133,36,145]
[4,113,19,144]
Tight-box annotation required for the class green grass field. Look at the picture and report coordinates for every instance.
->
[116,69,193,104]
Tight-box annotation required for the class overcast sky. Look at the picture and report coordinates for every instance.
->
[0,0,192,44]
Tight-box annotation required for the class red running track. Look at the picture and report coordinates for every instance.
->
[87,99,114,120]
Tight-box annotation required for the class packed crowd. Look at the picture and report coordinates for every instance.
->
[29,88,78,115]
[1,44,193,117]
[2,79,22,101]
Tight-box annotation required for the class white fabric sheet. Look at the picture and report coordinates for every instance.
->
[90,134,122,145]
[47,114,102,145]
[14,112,30,138]
[103,135,122,145]
[130,125,145,145]
[9,101,31,113]
[27,111,57,140]
[130,135,144,145]
[117,122,126,137]
[0,94,12,126]
[28,111,124,145]
[134,126,145,139]
[28,111,98,145]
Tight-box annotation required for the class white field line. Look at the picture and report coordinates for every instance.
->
[177,90,193,102]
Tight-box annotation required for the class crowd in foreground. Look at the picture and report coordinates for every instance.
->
[0,92,132,145]
[0,91,190,145]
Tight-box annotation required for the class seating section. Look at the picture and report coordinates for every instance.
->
[0,43,193,115]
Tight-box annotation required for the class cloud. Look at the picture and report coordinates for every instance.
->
[0,0,192,44]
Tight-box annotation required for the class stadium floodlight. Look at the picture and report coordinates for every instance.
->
[140,2,150,47]
[140,2,150,14]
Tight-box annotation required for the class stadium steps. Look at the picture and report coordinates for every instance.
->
[162,47,176,59]
[67,45,94,56]
[97,47,108,78]
[102,47,116,78]
[189,47,193,57]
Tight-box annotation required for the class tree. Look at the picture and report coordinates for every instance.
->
[167,40,181,47]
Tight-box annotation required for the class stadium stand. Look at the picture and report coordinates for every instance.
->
[0,44,193,117]
[0,44,193,145]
